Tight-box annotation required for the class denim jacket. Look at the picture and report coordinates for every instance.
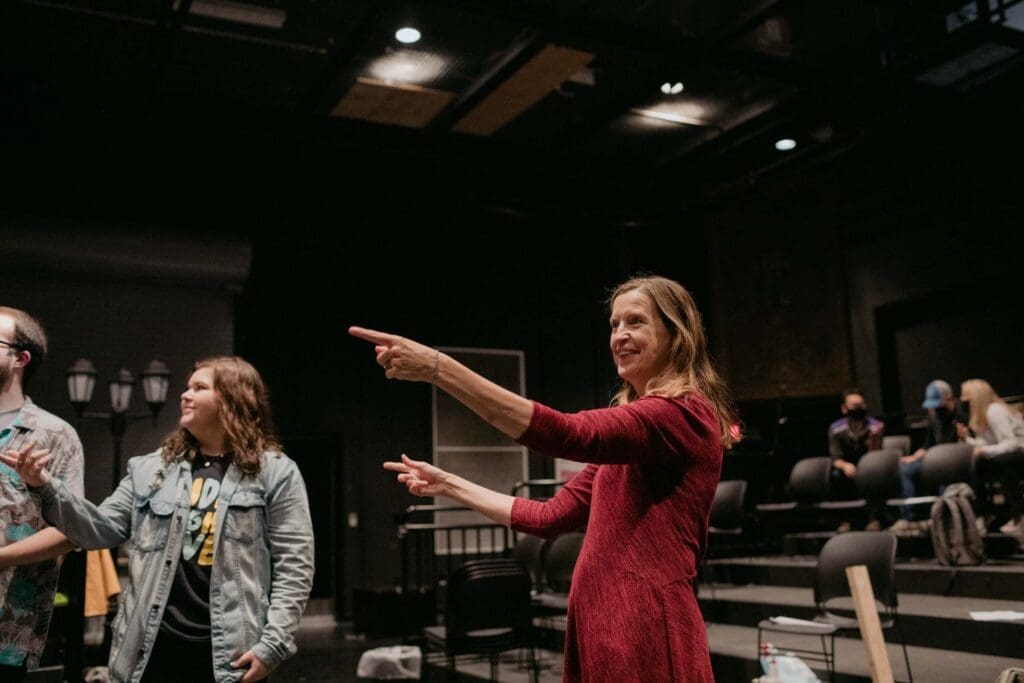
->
[36,449,314,683]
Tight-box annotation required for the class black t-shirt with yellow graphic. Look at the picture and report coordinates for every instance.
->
[160,454,231,642]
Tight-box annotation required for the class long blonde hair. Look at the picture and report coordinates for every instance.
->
[161,356,281,476]
[608,276,737,447]
[961,378,1004,434]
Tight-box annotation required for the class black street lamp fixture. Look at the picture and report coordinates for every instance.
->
[67,358,171,489]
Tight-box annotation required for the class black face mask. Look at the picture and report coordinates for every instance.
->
[958,401,971,421]
[847,407,868,421]
[934,405,948,417]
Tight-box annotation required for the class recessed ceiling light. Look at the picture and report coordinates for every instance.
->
[775,138,796,151]
[395,27,421,44]
[173,0,286,29]
[368,50,446,84]
[660,82,684,95]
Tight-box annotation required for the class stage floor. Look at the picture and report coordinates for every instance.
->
[277,553,1024,682]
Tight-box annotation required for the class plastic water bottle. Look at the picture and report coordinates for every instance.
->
[756,643,782,683]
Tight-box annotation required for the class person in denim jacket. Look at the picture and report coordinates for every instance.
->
[1,356,314,683]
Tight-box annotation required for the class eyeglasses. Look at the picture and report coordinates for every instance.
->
[0,340,23,352]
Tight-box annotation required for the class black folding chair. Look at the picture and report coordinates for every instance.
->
[757,531,912,683]
[704,480,747,603]
[423,558,538,682]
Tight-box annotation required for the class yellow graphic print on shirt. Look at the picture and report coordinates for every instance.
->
[183,475,220,566]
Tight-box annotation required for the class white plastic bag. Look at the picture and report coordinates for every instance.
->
[356,644,422,679]
[760,654,821,683]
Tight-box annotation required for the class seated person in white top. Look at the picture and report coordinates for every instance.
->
[959,379,1024,536]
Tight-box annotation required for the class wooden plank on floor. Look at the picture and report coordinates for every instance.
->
[846,564,894,683]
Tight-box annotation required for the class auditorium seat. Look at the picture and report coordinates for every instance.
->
[710,480,748,536]
[886,442,974,513]
[705,480,748,605]
[755,457,835,514]
[532,532,584,613]
[511,534,546,593]
[856,449,903,503]
[756,456,865,515]
[883,435,913,457]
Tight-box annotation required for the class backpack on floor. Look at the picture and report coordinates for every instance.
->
[930,483,986,566]
[996,668,1024,683]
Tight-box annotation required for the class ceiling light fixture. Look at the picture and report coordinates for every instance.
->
[774,138,796,151]
[174,0,286,29]
[631,107,710,127]
[368,50,447,84]
[395,27,421,44]
[660,82,684,95]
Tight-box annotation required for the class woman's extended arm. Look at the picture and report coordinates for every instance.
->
[349,327,534,439]
[384,455,593,537]
[518,394,719,465]
[385,454,515,526]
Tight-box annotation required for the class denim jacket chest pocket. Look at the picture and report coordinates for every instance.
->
[223,488,267,543]
[132,492,177,551]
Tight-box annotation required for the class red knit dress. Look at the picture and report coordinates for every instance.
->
[511,393,723,683]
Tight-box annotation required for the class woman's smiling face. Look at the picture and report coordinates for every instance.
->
[609,289,673,395]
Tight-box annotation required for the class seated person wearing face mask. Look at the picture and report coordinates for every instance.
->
[889,380,960,533]
[829,389,884,531]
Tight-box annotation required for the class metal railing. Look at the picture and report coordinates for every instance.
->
[398,504,513,593]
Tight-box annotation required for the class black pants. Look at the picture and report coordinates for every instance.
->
[0,661,28,683]
[830,467,884,523]
[977,450,1024,520]
[140,631,215,683]
[140,631,271,683]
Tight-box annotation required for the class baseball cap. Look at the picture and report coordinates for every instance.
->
[922,379,953,409]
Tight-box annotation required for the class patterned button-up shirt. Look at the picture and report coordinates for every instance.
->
[0,398,84,668]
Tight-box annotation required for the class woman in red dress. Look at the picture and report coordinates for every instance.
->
[351,275,736,682]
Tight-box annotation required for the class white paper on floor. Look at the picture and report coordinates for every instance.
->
[969,610,1024,621]
[768,616,834,629]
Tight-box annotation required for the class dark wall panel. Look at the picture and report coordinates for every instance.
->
[0,224,246,502]
[707,190,853,401]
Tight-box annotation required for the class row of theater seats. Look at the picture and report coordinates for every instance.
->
[509,444,979,569]
[755,442,975,521]
[702,480,917,681]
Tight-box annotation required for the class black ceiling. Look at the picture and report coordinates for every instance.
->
[3,0,1024,225]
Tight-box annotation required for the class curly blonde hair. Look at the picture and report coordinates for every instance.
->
[608,276,737,448]
[161,356,280,475]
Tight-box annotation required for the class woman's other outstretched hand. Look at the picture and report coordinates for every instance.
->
[0,441,52,488]
[383,454,450,497]
[349,326,439,383]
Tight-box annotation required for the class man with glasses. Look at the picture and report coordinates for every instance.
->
[0,306,84,682]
